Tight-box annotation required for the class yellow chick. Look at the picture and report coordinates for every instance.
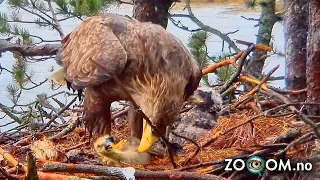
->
[95,135,164,166]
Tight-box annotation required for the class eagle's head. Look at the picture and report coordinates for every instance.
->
[129,73,188,153]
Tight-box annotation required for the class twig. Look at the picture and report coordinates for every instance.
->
[37,94,66,124]
[235,40,273,52]
[202,51,243,76]
[232,64,280,108]
[46,0,65,39]
[268,87,307,94]
[0,120,16,127]
[0,167,21,180]
[39,97,77,132]
[261,89,320,138]
[275,131,315,157]
[240,16,260,21]
[63,141,90,152]
[174,0,240,52]
[111,107,129,120]
[219,44,255,94]
[88,58,177,168]
[0,102,22,124]
[0,146,28,172]
[171,131,200,165]
[42,162,227,180]
[168,17,202,32]
[48,116,80,140]
[178,154,248,171]
[18,4,63,36]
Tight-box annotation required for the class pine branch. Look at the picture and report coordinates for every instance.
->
[18,5,63,36]
[170,0,240,52]
[46,0,65,39]
[0,102,21,124]
[29,0,55,21]
[0,38,60,56]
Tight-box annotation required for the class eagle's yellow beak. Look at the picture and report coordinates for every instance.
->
[137,119,157,153]
[188,95,205,104]
[48,67,67,86]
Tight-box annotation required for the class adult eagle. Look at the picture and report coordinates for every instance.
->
[49,13,202,154]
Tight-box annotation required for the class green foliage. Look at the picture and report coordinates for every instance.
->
[187,31,211,85]
[56,0,119,17]
[215,57,236,83]
[208,51,237,84]
[12,53,29,88]
[245,0,257,8]
[55,0,69,14]
[0,13,10,34]
[8,0,29,8]
[187,31,237,86]
[6,83,20,104]
[188,31,210,69]
[245,0,270,8]
[258,0,269,7]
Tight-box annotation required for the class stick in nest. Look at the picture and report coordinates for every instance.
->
[232,64,280,108]
[219,44,256,94]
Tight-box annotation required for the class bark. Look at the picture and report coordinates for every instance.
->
[307,0,320,115]
[245,0,278,78]
[283,0,308,102]
[0,39,60,57]
[132,0,175,29]
[42,162,227,180]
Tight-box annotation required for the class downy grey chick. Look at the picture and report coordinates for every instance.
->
[170,86,223,146]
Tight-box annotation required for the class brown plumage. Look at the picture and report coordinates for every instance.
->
[49,13,201,155]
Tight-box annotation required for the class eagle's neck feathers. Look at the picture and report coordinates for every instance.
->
[128,72,187,124]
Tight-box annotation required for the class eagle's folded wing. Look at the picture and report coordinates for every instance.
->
[60,16,128,89]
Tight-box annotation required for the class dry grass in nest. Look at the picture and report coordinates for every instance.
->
[130,110,312,170]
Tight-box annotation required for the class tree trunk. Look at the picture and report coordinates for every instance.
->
[132,0,174,29]
[307,0,320,115]
[283,0,308,102]
[245,0,278,78]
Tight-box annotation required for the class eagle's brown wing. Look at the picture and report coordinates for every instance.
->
[167,34,202,99]
[185,57,202,99]
[60,15,128,89]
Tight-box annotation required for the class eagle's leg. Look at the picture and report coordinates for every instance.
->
[128,102,143,139]
[83,89,116,164]
[99,102,143,162]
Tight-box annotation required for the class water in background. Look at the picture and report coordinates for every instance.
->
[0,2,285,131]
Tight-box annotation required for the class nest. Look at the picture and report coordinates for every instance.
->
[105,109,312,171]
